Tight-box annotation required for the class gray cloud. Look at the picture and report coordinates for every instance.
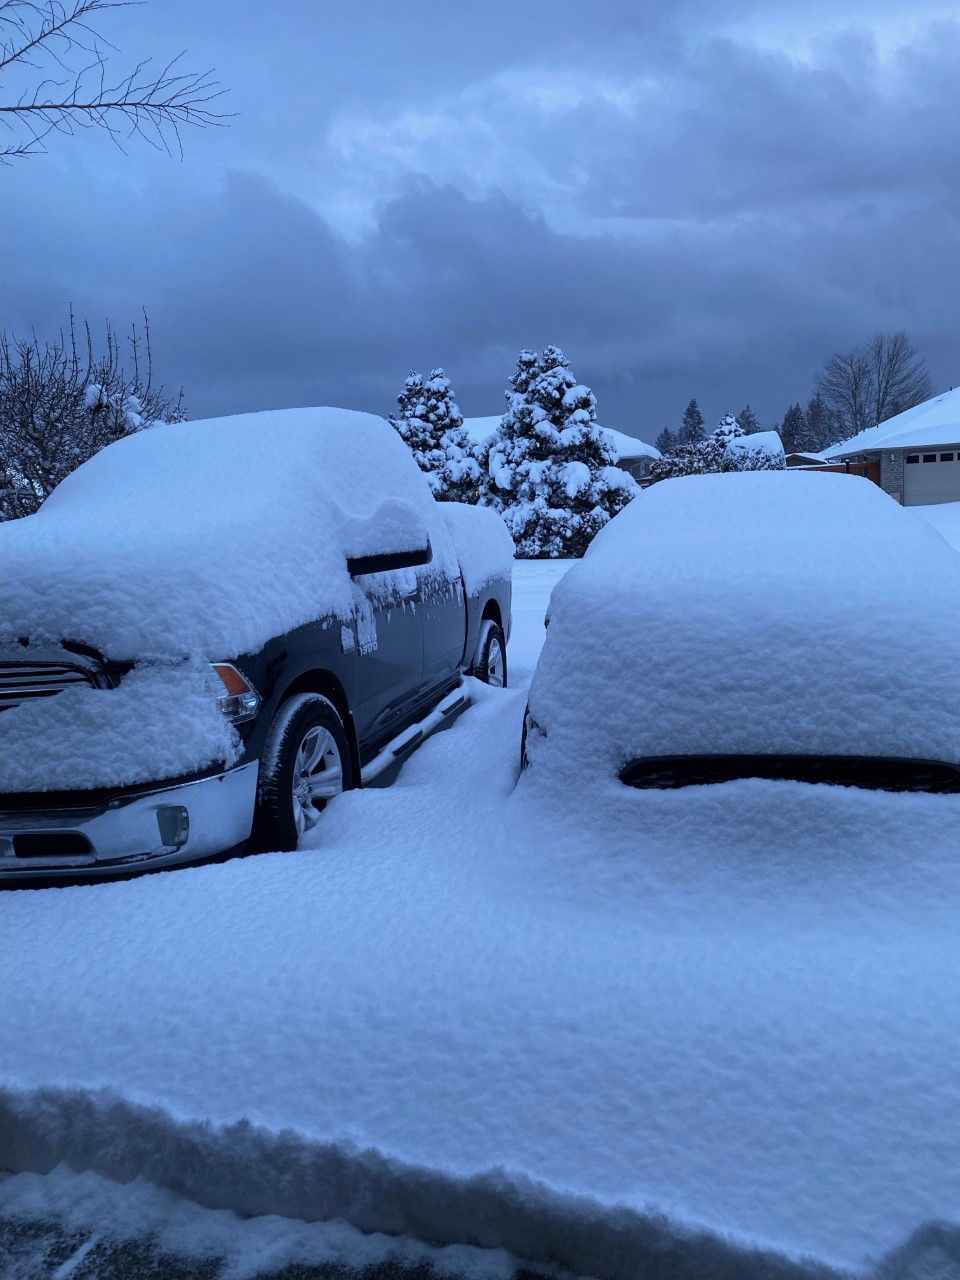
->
[2,1,958,442]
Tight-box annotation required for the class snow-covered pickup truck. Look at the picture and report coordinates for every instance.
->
[0,408,513,880]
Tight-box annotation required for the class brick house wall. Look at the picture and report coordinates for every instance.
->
[880,450,904,504]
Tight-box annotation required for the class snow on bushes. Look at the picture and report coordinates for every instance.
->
[726,428,785,466]
[389,369,481,503]
[651,412,786,481]
[479,346,637,558]
[526,470,960,787]
[0,407,461,661]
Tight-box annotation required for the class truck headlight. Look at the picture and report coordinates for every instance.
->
[211,663,261,723]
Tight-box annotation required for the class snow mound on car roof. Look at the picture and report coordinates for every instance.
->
[527,470,960,782]
[0,409,459,661]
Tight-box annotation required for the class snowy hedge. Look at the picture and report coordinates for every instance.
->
[651,414,786,482]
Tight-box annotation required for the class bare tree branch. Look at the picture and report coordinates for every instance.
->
[815,331,932,439]
[0,0,231,159]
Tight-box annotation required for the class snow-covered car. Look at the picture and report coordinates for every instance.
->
[0,408,513,880]
[522,471,960,793]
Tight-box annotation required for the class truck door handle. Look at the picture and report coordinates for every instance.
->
[400,587,420,602]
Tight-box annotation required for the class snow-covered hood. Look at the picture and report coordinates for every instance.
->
[0,408,458,662]
[0,663,242,792]
[528,471,960,777]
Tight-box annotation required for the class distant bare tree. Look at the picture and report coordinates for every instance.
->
[815,331,932,440]
[0,310,185,519]
[1,0,229,159]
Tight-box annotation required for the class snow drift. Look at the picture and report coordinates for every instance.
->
[0,1087,848,1280]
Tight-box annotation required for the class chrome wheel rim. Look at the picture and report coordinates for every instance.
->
[292,726,343,836]
[485,634,505,688]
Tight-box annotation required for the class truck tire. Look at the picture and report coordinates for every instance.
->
[474,619,507,688]
[252,694,354,852]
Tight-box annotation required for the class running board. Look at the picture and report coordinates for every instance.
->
[360,688,471,785]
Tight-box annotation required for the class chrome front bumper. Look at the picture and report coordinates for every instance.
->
[0,762,259,879]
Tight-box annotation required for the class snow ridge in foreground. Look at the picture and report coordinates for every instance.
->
[0,1085,847,1280]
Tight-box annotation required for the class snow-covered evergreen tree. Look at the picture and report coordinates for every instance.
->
[388,367,480,502]
[738,403,761,434]
[713,411,742,445]
[420,368,480,503]
[679,398,706,445]
[389,370,436,467]
[655,426,677,454]
[805,393,839,453]
[779,403,809,453]
[480,345,637,558]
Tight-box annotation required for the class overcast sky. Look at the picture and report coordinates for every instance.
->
[3,0,959,440]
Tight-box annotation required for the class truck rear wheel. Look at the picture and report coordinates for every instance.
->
[252,694,354,852]
[474,619,507,688]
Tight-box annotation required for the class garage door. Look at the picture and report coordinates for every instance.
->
[903,448,960,506]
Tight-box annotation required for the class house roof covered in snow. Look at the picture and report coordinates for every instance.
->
[599,427,661,461]
[462,417,660,460]
[828,387,960,457]
[785,451,828,465]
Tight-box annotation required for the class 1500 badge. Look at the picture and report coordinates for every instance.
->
[344,614,379,656]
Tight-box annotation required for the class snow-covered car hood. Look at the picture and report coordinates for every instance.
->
[0,408,459,662]
[527,471,960,782]
[0,662,242,793]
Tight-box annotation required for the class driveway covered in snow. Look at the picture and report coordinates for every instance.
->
[2,539,960,1280]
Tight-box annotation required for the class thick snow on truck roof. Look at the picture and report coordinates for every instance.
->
[0,408,461,661]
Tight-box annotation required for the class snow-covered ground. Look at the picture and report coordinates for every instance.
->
[915,499,960,551]
[3,554,960,1280]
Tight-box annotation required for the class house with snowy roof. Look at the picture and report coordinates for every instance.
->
[826,386,960,507]
[462,417,661,485]
[599,427,661,484]
[785,451,828,467]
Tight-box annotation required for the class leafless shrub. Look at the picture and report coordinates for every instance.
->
[0,309,185,519]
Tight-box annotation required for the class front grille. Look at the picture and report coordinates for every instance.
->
[0,662,99,710]
[619,755,960,794]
